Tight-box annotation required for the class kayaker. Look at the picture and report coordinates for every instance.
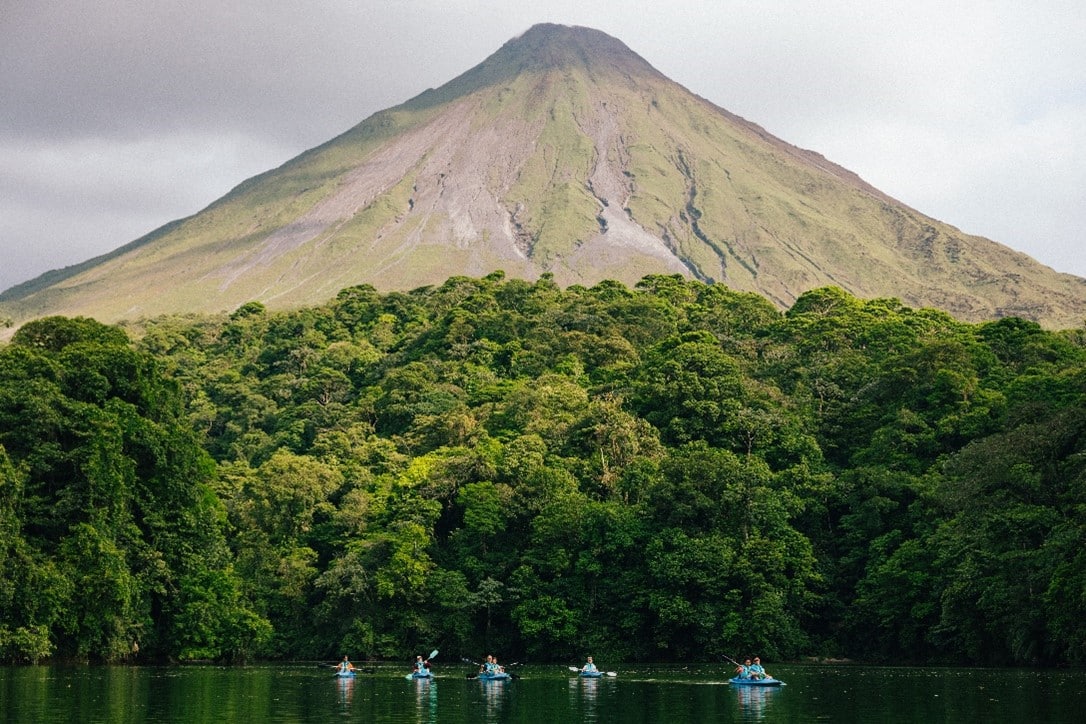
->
[414,655,430,674]
[482,654,505,674]
[339,655,356,674]
[735,657,753,679]
[581,656,598,673]
[748,657,767,680]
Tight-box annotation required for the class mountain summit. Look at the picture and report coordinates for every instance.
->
[414,23,665,99]
[3,23,1084,328]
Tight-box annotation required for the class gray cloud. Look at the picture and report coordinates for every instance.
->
[2,0,1083,293]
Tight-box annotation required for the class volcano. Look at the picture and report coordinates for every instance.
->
[3,23,1084,328]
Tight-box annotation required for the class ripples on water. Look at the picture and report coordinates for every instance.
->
[1,663,1084,723]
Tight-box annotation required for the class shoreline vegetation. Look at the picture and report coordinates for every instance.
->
[2,274,1085,667]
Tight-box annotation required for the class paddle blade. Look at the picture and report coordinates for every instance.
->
[568,667,580,672]
[429,649,439,660]
[606,671,618,677]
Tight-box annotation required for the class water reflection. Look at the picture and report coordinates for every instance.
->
[336,674,355,707]
[734,683,779,721]
[567,674,602,721]
[475,677,511,722]
[412,677,437,723]
[5,663,1083,723]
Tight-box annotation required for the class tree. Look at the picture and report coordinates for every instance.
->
[0,316,262,661]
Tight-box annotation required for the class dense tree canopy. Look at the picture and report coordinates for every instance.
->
[2,277,1085,665]
[0,317,267,662]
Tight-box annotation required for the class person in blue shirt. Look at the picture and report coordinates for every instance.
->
[339,655,356,674]
[414,655,430,674]
[734,657,752,679]
[748,657,768,680]
[480,654,504,674]
[581,656,598,673]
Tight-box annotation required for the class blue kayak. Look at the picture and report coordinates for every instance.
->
[406,670,432,680]
[729,676,783,687]
[579,670,604,678]
[476,672,511,681]
[335,670,356,678]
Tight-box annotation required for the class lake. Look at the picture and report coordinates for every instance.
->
[2,662,1084,722]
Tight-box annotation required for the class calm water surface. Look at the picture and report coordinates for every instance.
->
[2,662,1084,722]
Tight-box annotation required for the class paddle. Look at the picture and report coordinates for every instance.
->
[462,656,518,679]
[461,657,482,679]
[406,649,440,679]
[723,654,781,684]
[329,658,356,675]
[568,666,618,677]
[722,653,747,678]
[325,659,377,676]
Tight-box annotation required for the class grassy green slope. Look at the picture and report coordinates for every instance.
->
[611,80,1086,322]
[502,69,602,266]
[0,104,447,324]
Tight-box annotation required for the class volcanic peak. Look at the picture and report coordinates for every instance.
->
[406,23,662,110]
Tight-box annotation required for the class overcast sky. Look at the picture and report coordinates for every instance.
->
[2,0,1084,294]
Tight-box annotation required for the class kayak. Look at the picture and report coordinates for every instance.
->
[579,670,604,678]
[335,670,356,678]
[476,671,511,681]
[406,670,432,680]
[729,676,783,687]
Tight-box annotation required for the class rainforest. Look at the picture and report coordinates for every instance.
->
[1,273,1084,666]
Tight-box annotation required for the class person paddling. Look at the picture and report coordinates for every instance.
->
[480,654,505,674]
[748,656,768,680]
[735,657,752,679]
[414,655,430,674]
[581,656,598,674]
[339,655,356,674]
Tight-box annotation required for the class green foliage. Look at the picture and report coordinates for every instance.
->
[4,277,1086,665]
[0,317,266,662]
[0,446,61,663]
[12,315,130,352]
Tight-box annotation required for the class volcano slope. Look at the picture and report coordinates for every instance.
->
[2,23,1084,329]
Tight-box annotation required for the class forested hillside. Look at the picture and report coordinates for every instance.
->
[2,273,1085,665]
